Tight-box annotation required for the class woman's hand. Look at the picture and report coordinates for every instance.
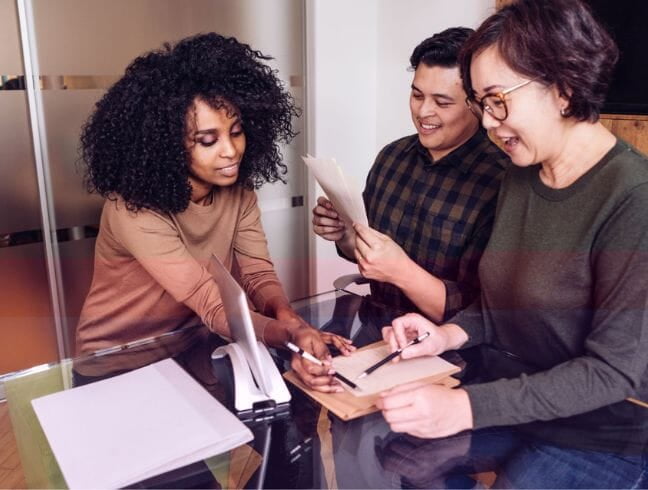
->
[270,304,355,393]
[382,313,446,360]
[376,381,473,438]
[319,330,356,356]
[289,325,355,393]
[353,223,413,285]
[382,313,469,360]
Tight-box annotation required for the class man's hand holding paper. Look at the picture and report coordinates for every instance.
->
[312,196,346,241]
[306,155,423,288]
[353,223,414,285]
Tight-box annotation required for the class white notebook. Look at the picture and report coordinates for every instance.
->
[32,358,253,489]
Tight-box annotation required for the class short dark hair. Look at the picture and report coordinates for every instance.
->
[80,32,300,214]
[409,27,475,70]
[460,0,618,122]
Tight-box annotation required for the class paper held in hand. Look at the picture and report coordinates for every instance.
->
[31,358,253,489]
[302,154,368,227]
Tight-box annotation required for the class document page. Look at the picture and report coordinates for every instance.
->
[32,358,253,489]
[302,154,368,227]
[332,342,460,396]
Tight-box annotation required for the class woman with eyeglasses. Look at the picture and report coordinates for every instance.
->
[376,0,648,487]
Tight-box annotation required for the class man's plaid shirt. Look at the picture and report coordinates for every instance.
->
[362,129,508,319]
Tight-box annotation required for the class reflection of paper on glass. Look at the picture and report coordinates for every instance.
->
[31,358,253,489]
[302,154,368,226]
[332,342,460,396]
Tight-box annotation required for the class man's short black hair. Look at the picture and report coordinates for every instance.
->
[410,27,475,70]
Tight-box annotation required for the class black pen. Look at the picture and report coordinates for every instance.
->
[356,332,431,380]
[284,341,358,390]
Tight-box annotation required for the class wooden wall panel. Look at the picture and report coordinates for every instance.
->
[600,115,648,156]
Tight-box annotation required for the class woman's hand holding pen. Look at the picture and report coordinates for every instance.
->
[289,325,355,393]
[268,305,354,392]
[382,313,469,360]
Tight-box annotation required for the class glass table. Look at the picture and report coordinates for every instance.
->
[4,288,472,489]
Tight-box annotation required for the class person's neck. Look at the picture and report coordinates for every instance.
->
[539,121,616,189]
[191,185,214,206]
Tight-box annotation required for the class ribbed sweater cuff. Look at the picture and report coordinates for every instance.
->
[449,308,485,348]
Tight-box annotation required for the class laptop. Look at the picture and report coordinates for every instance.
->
[208,254,272,395]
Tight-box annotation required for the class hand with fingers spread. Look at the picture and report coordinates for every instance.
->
[382,313,470,361]
[289,325,355,393]
[353,223,414,285]
[319,331,356,356]
[376,380,473,438]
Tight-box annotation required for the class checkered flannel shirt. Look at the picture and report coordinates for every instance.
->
[362,129,508,319]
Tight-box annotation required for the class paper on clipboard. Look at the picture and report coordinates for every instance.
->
[302,154,368,227]
[332,342,461,396]
[284,341,460,421]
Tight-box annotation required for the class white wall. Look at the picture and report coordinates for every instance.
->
[306,0,495,294]
[375,0,496,145]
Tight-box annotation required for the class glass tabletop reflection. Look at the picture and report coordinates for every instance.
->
[5,288,472,489]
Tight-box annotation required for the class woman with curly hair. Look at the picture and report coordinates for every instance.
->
[76,33,352,392]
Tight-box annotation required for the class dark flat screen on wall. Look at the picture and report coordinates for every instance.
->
[585,0,648,115]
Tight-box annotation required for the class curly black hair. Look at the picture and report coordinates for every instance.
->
[80,32,300,214]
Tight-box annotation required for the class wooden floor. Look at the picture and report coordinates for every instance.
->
[0,401,26,489]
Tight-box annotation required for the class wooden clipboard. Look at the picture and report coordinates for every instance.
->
[284,341,461,421]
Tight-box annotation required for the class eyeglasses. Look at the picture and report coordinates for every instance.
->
[465,78,537,122]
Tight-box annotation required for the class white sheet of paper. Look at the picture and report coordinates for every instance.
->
[332,343,459,396]
[302,154,368,226]
[32,358,253,489]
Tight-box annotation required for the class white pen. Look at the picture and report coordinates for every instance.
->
[284,341,358,390]
[284,341,322,364]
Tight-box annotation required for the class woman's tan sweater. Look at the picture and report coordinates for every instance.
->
[76,186,285,354]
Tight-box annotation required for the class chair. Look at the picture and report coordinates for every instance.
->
[332,273,369,292]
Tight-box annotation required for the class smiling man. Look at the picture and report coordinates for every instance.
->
[313,27,508,322]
